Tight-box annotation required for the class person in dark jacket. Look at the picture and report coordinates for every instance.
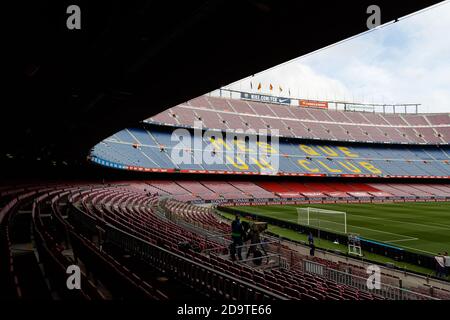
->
[308,232,314,246]
[246,225,260,259]
[309,243,315,257]
[230,215,244,261]
[444,251,450,277]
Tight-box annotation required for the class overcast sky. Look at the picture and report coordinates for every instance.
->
[225,1,450,114]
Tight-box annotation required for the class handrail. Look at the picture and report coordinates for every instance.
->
[303,259,438,300]
[69,204,288,300]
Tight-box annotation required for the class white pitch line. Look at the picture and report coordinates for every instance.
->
[384,238,419,243]
[350,224,414,237]
[388,244,436,255]
[288,218,415,241]
[348,214,450,231]
[287,218,438,254]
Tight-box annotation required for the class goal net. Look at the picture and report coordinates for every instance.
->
[296,207,347,234]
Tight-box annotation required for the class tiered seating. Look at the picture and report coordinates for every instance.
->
[163,200,229,233]
[111,181,450,202]
[176,181,218,200]
[283,182,325,198]
[367,183,450,198]
[256,182,302,198]
[1,183,446,300]
[200,181,252,199]
[411,184,450,197]
[0,184,116,299]
[303,182,351,198]
[146,181,199,201]
[77,188,390,300]
[91,125,450,178]
[228,181,277,199]
[147,96,450,145]
[383,184,433,197]
[161,199,384,300]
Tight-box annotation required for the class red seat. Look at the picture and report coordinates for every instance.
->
[285,287,301,299]
[301,293,319,301]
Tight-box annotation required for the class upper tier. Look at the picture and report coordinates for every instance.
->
[148,96,450,145]
[90,126,450,178]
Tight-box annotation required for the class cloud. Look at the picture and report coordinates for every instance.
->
[228,2,450,113]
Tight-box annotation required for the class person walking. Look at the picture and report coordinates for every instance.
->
[443,251,450,278]
[307,231,315,256]
[308,232,314,246]
[435,253,445,278]
[230,215,244,261]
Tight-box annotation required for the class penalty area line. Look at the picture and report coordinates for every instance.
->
[384,237,419,243]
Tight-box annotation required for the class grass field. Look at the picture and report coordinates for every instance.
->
[231,202,450,256]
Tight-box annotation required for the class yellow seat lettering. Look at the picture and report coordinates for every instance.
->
[338,146,358,158]
[298,159,320,173]
[317,160,342,173]
[359,161,382,174]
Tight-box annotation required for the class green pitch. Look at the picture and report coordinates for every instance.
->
[232,202,450,255]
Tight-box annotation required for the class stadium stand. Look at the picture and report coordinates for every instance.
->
[76,96,450,301]
[147,96,450,145]
[228,181,276,199]
[91,125,450,178]
[48,180,449,203]
[4,97,450,301]
[2,179,450,301]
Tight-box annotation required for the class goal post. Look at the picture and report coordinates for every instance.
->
[297,207,347,234]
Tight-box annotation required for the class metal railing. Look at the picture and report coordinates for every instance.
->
[303,260,438,300]
[68,204,288,300]
[159,198,285,269]
[212,88,422,114]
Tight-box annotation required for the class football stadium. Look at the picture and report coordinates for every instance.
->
[4,0,450,307]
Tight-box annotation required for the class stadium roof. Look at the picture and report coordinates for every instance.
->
[7,0,443,175]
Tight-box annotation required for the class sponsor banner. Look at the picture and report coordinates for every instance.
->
[252,198,271,203]
[240,92,291,105]
[218,203,234,207]
[299,99,328,109]
[91,157,450,179]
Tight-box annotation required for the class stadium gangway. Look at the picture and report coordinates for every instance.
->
[222,236,286,268]
[234,237,282,257]
[237,253,284,271]
[68,206,288,300]
[303,260,438,300]
[202,232,233,251]
[201,232,286,269]
[156,197,251,250]
[156,197,235,251]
